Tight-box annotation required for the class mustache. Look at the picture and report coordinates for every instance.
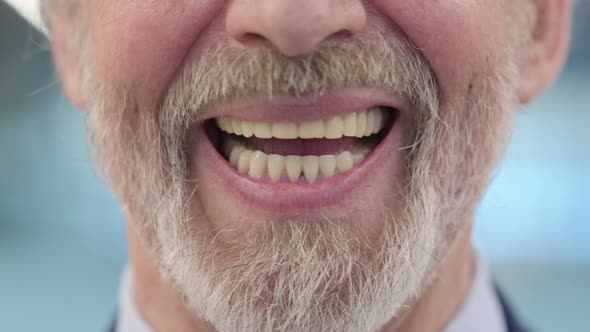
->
[160,30,439,134]
[156,30,441,182]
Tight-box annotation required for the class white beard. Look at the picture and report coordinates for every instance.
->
[86,29,518,332]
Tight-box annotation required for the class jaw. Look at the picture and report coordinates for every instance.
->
[115,81,494,332]
[130,165,476,331]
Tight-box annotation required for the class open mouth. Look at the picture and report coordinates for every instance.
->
[206,107,398,184]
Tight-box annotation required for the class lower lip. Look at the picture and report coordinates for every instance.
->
[193,114,403,212]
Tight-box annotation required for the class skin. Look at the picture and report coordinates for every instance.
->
[48,0,572,331]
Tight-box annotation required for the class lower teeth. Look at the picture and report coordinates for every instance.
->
[222,139,374,183]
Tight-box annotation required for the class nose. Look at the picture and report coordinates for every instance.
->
[226,0,367,57]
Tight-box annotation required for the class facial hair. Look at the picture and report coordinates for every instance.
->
[85,29,518,331]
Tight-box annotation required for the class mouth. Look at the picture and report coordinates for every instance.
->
[194,89,406,212]
[208,107,397,184]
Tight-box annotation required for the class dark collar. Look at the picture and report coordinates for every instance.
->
[495,285,530,332]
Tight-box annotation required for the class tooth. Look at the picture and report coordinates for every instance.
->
[355,112,367,138]
[302,156,319,183]
[365,111,375,136]
[336,151,354,172]
[226,119,235,134]
[248,151,268,179]
[217,118,231,133]
[241,121,255,138]
[299,120,325,139]
[272,122,298,139]
[222,138,236,157]
[216,118,224,131]
[237,150,253,173]
[318,155,336,178]
[229,145,246,167]
[324,116,344,139]
[352,146,370,165]
[352,152,364,165]
[286,156,303,183]
[343,113,357,137]
[373,110,383,134]
[232,119,243,135]
[254,122,272,139]
[268,154,286,182]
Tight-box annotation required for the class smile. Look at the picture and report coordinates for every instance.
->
[215,107,393,183]
[196,88,406,211]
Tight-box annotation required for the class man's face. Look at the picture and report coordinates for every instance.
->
[59,1,531,331]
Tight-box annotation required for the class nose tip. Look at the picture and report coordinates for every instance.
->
[227,0,367,57]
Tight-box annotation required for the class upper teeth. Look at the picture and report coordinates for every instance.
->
[216,108,387,139]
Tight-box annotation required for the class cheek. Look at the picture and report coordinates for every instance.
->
[88,0,514,118]
[90,0,224,107]
[374,0,512,105]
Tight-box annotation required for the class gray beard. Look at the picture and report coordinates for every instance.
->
[85,30,518,332]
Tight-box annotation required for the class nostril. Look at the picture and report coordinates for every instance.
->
[328,29,353,41]
[237,29,354,53]
[242,32,266,42]
[235,32,271,48]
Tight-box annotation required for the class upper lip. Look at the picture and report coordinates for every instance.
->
[198,87,407,123]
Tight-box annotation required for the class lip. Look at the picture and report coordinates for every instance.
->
[200,87,407,122]
[192,89,406,213]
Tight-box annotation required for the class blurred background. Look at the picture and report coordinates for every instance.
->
[0,1,588,331]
